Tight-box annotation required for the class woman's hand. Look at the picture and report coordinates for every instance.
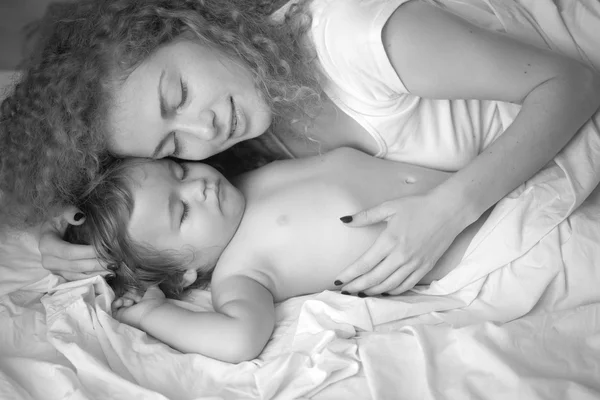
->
[335,190,465,296]
[38,208,108,281]
[112,286,166,329]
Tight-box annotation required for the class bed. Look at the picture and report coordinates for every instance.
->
[2,0,600,398]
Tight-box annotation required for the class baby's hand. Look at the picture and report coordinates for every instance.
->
[112,286,166,329]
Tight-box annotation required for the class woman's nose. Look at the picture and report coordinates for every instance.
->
[177,109,217,140]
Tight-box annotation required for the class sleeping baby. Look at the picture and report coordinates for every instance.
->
[65,147,489,363]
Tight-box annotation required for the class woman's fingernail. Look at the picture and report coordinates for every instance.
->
[341,291,350,295]
[357,292,368,298]
[108,265,118,271]
[339,215,353,223]
[381,292,390,297]
[107,273,115,279]
[334,280,343,286]
[74,212,85,222]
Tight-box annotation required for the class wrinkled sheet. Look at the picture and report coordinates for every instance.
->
[3,0,600,398]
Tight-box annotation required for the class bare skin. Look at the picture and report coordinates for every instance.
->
[216,147,487,302]
[115,148,489,362]
[39,1,599,298]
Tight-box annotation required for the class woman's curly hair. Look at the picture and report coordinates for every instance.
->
[64,158,215,299]
[0,0,321,227]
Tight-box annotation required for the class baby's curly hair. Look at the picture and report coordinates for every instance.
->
[0,0,321,227]
[64,158,216,299]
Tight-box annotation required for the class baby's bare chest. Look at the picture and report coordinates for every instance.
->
[218,182,383,300]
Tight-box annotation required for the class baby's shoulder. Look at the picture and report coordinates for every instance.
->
[211,246,277,295]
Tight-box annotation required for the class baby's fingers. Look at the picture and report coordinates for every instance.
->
[112,297,136,310]
[121,298,135,307]
[112,298,124,309]
[124,292,143,303]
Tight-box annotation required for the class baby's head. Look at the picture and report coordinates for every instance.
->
[65,158,245,299]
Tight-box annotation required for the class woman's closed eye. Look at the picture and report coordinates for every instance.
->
[169,79,188,158]
[178,162,189,180]
[178,78,188,110]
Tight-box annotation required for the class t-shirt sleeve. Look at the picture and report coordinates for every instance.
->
[310,0,415,100]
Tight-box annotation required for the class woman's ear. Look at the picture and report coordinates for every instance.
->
[182,269,198,288]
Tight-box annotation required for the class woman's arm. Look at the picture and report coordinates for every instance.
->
[120,276,275,363]
[337,1,600,295]
[384,2,600,213]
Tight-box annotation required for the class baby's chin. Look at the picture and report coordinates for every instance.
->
[224,184,246,223]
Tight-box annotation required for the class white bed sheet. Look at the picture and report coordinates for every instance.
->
[2,0,600,398]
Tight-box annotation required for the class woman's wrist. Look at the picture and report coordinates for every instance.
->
[430,179,482,232]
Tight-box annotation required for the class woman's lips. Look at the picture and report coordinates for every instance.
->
[229,97,246,139]
[230,97,238,137]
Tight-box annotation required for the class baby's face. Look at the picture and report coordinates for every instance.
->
[126,160,245,267]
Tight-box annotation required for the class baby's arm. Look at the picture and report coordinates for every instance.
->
[117,275,275,363]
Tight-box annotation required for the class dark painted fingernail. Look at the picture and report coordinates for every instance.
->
[74,212,85,222]
[334,280,343,286]
[341,291,350,295]
[339,215,353,223]
[381,292,390,297]
[108,264,118,271]
[357,292,368,298]
[106,273,115,280]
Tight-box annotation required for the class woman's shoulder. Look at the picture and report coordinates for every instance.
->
[309,0,412,41]
[308,0,412,102]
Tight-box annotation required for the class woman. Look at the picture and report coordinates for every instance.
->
[1,0,599,296]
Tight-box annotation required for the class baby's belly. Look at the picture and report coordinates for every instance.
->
[267,222,384,301]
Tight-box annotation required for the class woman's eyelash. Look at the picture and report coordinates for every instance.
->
[172,134,181,157]
[178,79,188,109]
[180,162,189,179]
[181,201,189,224]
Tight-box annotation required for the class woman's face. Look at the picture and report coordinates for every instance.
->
[108,37,273,160]
[126,160,245,267]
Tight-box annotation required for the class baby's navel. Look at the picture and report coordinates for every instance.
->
[404,176,416,184]
[276,214,290,226]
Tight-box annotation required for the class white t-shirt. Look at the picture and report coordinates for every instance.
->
[303,0,521,171]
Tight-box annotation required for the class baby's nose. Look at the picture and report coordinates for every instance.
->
[183,178,207,202]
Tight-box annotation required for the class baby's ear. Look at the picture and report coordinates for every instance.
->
[181,269,198,288]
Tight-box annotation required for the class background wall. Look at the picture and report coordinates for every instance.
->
[0,0,65,70]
